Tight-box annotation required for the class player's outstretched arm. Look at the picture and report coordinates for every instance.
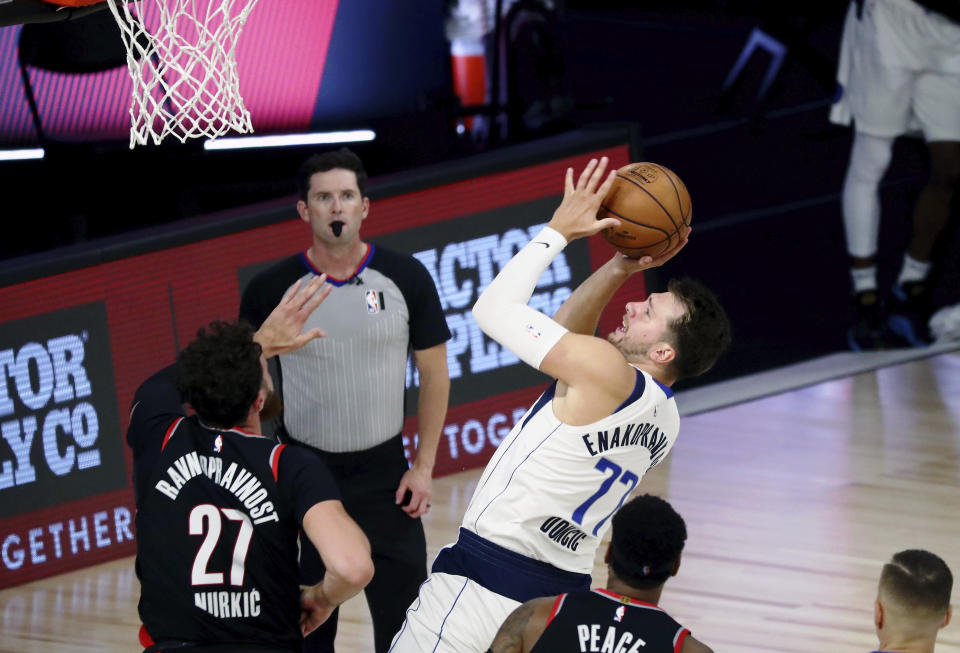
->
[253,274,331,359]
[299,500,374,636]
[680,634,714,653]
[471,158,618,373]
[488,596,555,653]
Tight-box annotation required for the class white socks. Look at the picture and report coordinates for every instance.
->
[897,254,930,287]
[851,266,877,294]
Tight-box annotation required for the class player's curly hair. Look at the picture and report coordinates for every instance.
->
[297,147,368,200]
[666,277,732,381]
[176,320,263,429]
[609,494,687,590]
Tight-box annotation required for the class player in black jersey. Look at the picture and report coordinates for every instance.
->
[488,494,711,653]
[129,275,374,652]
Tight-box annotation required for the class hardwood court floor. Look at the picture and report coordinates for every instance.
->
[1,352,958,652]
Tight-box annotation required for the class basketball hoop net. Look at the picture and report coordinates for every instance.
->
[105,0,260,147]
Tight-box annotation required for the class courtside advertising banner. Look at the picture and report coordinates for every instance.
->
[0,144,634,587]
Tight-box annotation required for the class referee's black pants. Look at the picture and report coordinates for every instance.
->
[298,434,427,653]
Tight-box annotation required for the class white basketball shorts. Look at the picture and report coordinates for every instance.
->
[388,571,520,653]
[830,0,960,141]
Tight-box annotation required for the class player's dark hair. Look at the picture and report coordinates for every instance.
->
[666,277,732,381]
[880,549,953,615]
[176,320,263,429]
[296,147,368,200]
[609,494,687,590]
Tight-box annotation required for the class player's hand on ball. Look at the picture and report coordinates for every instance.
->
[547,157,619,242]
[610,225,691,273]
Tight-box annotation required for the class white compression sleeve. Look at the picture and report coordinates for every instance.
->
[842,131,894,258]
[472,227,570,370]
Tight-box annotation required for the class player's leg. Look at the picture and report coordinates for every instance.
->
[836,0,917,350]
[905,141,959,264]
[886,45,960,345]
[337,435,427,653]
[842,130,896,350]
[361,445,428,653]
[389,573,520,653]
[888,140,960,345]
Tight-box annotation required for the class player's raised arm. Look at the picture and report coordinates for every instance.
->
[471,159,630,394]
[252,274,331,358]
[471,158,616,366]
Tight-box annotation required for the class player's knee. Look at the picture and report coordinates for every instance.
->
[849,133,894,181]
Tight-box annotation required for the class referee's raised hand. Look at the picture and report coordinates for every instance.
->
[254,274,331,358]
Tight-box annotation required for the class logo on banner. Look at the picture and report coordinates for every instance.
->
[0,302,125,519]
[403,219,589,403]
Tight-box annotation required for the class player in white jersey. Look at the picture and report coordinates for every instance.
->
[389,158,732,652]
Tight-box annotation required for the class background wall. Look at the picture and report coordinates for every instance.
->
[1,1,958,589]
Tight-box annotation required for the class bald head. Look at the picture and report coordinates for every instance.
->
[877,549,953,642]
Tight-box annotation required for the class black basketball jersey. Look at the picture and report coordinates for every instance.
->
[127,365,340,651]
[530,588,691,653]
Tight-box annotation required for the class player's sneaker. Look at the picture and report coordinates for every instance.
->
[847,290,893,351]
[887,281,934,347]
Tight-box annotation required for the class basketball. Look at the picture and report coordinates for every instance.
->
[598,162,692,258]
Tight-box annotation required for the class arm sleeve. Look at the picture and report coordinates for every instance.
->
[275,446,342,525]
[127,363,185,453]
[471,226,570,369]
[239,277,270,329]
[404,255,452,350]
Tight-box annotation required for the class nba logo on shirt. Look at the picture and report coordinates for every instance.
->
[213,435,223,453]
[365,290,381,314]
[525,323,542,338]
[614,605,625,623]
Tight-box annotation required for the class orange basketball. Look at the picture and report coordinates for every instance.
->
[597,162,692,258]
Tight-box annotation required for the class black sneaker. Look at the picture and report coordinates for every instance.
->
[847,290,893,351]
[888,281,934,347]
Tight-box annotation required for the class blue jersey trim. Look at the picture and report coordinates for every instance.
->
[613,370,646,413]
[652,376,673,398]
[298,244,376,287]
[521,381,557,430]
[432,528,591,603]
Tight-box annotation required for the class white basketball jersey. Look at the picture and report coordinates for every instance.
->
[460,368,680,575]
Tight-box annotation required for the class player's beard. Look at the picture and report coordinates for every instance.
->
[608,332,648,360]
[260,388,283,423]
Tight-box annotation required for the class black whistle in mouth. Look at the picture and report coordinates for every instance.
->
[331,221,344,237]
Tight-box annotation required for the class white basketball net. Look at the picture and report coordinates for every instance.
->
[105,0,260,148]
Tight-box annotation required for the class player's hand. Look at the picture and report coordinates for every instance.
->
[300,583,336,637]
[254,275,331,358]
[609,225,691,273]
[547,157,619,242]
[395,464,433,518]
